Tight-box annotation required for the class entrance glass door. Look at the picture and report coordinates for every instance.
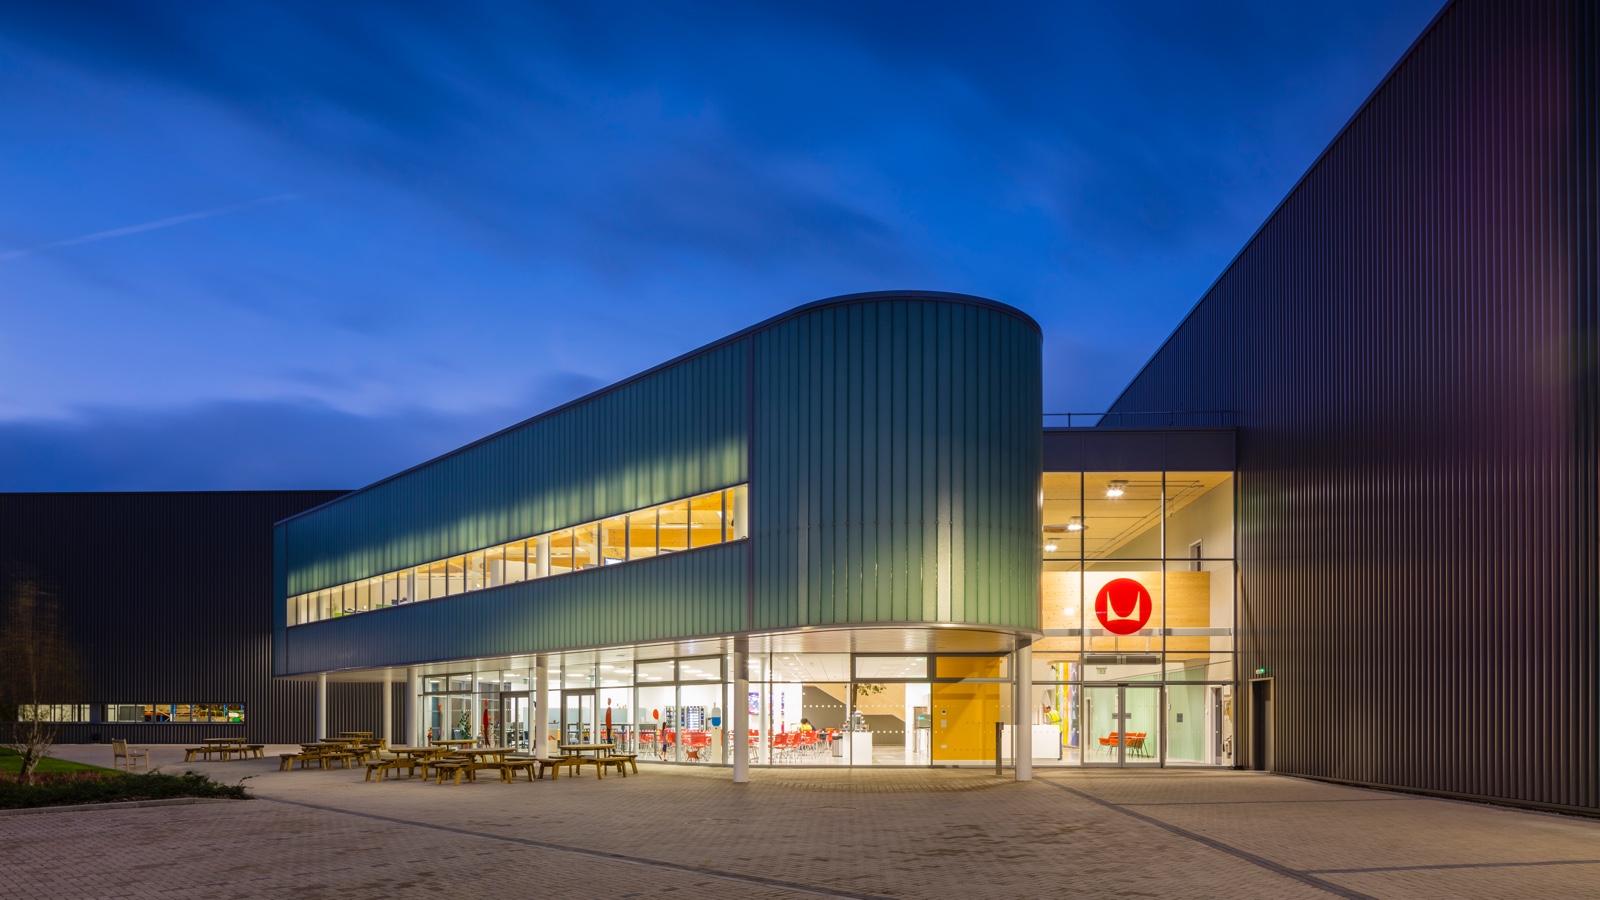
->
[562,691,595,745]
[502,694,529,749]
[1084,685,1162,766]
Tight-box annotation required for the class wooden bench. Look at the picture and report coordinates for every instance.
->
[322,750,357,769]
[363,758,396,781]
[429,759,474,785]
[242,744,265,759]
[184,746,225,762]
[610,753,639,775]
[542,756,585,780]
[501,758,540,782]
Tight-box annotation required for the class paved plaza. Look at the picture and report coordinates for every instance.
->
[7,745,1599,899]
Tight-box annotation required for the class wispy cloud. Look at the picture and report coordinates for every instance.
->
[0,193,300,262]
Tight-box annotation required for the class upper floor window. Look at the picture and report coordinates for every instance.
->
[288,484,748,626]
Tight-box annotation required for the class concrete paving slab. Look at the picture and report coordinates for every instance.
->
[17,744,1600,899]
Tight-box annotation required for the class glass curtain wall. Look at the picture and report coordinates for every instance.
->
[1037,470,1236,767]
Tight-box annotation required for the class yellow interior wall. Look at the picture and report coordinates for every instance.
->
[930,682,1000,760]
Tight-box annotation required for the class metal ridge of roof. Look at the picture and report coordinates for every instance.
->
[275,290,1037,527]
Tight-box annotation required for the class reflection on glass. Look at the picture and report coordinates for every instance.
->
[548,529,574,575]
[1163,472,1234,560]
[635,660,674,683]
[628,508,658,560]
[677,658,722,681]
[725,484,748,540]
[573,523,598,570]
[500,540,527,584]
[638,685,675,762]
[1084,472,1162,560]
[446,556,465,596]
[678,682,724,764]
[1166,683,1233,765]
[287,485,749,626]
[1042,471,1083,561]
[853,656,928,680]
[658,501,690,553]
[689,493,722,548]
[1083,562,1163,653]
[599,516,627,565]
[428,560,449,600]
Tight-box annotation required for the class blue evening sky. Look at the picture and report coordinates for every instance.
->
[0,2,1444,490]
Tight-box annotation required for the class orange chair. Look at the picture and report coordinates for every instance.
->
[683,730,712,761]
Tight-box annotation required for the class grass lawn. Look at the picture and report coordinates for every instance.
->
[0,747,119,776]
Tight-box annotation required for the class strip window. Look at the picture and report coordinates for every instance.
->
[288,484,748,626]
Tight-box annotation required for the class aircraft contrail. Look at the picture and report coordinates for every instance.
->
[0,193,301,262]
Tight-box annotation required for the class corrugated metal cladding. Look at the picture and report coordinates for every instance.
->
[753,297,1042,631]
[282,542,744,674]
[1110,0,1599,812]
[280,338,748,596]
[1042,429,1235,473]
[281,292,1044,675]
[0,492,350,745]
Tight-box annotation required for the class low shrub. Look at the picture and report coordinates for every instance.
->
[0,770,250,809]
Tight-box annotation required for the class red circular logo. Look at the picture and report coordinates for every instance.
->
[1095,578,1152,635]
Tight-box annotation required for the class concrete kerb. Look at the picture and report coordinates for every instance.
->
[0,797,245,817]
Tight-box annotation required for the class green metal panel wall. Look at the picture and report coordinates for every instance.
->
[282,542,745,674]
[751,296,1042,631]
[282,340,748,596]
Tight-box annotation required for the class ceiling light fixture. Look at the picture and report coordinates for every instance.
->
[1067,517,1084,532]
[1044,541,1058,553]
[1106,480,1127,498]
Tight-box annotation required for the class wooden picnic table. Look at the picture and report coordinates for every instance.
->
[387,746,443,758]
[429,738,475,747]
[555,743,630,779]
[339,731,373,738]
[202,736,249,745]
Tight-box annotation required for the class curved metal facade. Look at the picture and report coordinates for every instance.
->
[752,298,1042,631]
[277,292,1042,675]
[1110,0,1599,812]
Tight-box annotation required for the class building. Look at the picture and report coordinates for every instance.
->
[0,492,348,746]
[1107,0,1599,813]
[2,0,1594,815]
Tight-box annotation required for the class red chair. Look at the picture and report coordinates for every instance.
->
[683,731,712,761]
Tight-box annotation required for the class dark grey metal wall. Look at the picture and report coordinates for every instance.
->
[1109,0,1599,812]
[0,491,348,745]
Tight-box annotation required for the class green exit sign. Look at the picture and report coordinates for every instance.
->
[1254,667,1270,676]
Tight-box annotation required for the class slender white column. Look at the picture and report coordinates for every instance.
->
[315,673,328,741]
[381,670,393,745]
[535,655,550,759]
[407,667,421,746]
[731,487,749,540]
[733,638,750,784]
[536,536,552,579]
[1014,646,1033,782]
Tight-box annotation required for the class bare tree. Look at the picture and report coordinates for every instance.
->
[0,575,82,778]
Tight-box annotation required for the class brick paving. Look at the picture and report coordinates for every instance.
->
[11,744,1600,899]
